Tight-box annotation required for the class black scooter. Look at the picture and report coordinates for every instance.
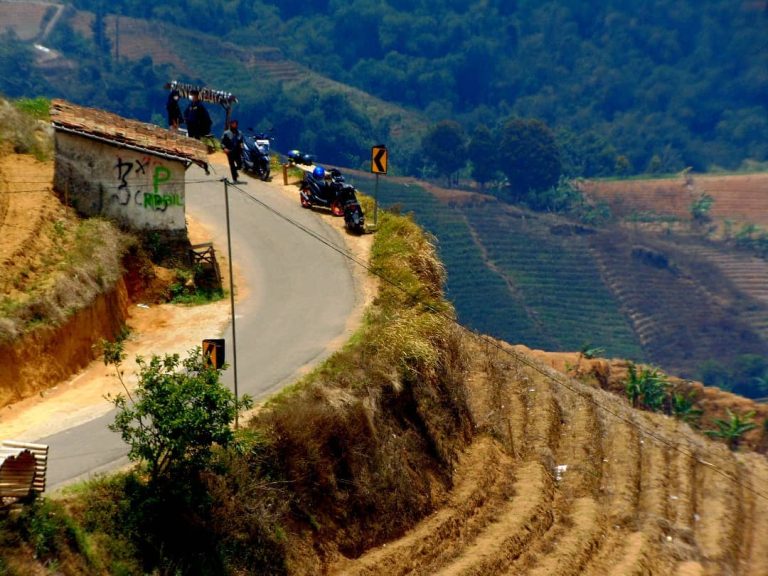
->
[342,194,365,234]
[241,130,271,181]
[300,168,348,216]
[300,168,365,233]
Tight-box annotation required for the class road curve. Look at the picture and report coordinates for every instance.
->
[37,164,359,490]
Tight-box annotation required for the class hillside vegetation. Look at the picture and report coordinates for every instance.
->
[6,0,765,389]
[341,169,768,397]
[0,97,128,340]
[1,1,766,176]
[1,94,768,575]
[2,199,768,575]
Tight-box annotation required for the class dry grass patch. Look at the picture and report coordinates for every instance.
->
[0,217,131,341]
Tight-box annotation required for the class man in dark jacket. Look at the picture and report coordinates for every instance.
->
[184,90,212,139]
[221,119,245,183]
[166,89,183,131]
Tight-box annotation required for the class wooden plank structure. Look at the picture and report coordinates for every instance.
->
[190,242,222,291]
[164,81,238,106]
[0,441,49,503]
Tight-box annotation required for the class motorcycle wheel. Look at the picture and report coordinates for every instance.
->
[300,192,312,208]
[331,200,344,217]
[261,165,271,181]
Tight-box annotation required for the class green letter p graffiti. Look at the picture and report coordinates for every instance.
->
[153,166,171,194]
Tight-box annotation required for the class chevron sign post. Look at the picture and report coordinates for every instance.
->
[371,145,388,229]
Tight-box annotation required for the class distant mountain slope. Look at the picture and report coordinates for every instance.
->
[348,171,768,384]
[0,1,54,40]
[64,8,428,165]
[462,204,643,359]
[6,0,767,176]
[589,229,768,377]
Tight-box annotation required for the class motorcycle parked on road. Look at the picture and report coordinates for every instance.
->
[300,166,365,233]
[241,130,272,180]
[342,194,365,234]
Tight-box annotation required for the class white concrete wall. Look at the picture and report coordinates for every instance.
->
[54,132,187,231]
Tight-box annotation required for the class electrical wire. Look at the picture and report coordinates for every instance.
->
[227,178,768,505]
[3,174,765,502]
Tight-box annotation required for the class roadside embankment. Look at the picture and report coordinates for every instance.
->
[0,279,129,407]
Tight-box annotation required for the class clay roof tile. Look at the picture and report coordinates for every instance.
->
[49,99,208,170]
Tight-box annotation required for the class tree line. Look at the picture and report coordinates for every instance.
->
[2,0,766,179]
[61,0,768,177]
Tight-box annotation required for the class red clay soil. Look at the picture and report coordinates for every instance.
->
[581,172,768,228]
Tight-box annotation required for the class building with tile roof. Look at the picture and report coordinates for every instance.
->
[50,99,209,235]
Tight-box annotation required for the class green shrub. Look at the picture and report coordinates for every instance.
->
[705,409,759,450]
[15,498,92,565]
[625,363,670,412]
[669,389,703,426]
[13,97,50,120]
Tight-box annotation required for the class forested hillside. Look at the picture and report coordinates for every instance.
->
[2,0,766,176]
[3,0,768,393]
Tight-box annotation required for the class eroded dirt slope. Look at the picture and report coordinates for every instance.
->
[329,338,768,576]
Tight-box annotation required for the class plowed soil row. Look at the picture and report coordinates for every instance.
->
[330,338,768,575]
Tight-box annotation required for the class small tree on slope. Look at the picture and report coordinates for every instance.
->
[104,343,252,483]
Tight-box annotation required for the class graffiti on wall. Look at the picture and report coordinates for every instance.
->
[113,156,183,211]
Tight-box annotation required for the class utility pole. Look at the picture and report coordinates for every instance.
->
[223,179,240,428]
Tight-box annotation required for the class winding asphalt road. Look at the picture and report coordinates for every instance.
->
[36,163,359,490]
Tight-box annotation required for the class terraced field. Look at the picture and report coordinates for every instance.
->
[363,174,768,384]
[352,175,546,348]
[681,241,768,339]
[0,1,53,40]
[330,340,768,575]
[583,173,768,228]
[588,229,768,378]
[463,203,644,360]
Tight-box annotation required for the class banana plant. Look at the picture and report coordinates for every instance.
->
[670,390,703,427]
[705,409,758,450]
[625,363,669,412]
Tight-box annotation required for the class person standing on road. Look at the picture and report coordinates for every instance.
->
[184,90,212,139]
[221,118,245,184]
[166,89,184,131]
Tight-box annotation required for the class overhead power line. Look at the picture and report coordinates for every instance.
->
[227,179,768,505]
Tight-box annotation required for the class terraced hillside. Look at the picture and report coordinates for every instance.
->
[0,1,56,41]
[683,242,768,339]
[351,175,644,360]
[587,229,768,379]
[463,203,644,360]
[582,173,768,228]
[350,173,768,383]
[351,173,546,348]
[330,340,768,575]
